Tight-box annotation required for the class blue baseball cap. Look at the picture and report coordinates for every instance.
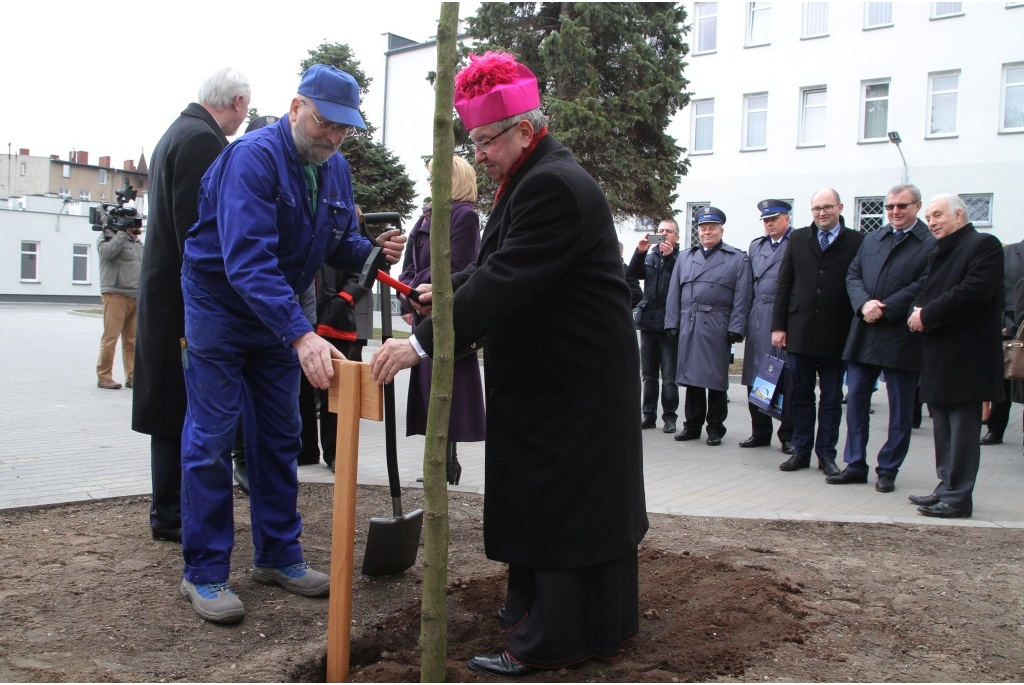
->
[758,199,792,219]
[695,205,726,225]
[297,64,366,130]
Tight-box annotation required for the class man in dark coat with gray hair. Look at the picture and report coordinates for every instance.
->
[132,67,251,543]
[907,193,1003,518]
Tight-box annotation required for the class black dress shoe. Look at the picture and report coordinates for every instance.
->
[908,492,940,507]
[780,441,794,454]
[706,435,722,446]
[918,501,971,519]
[233,461,250,493]
[662,420,677,433]
[641,416,657,429]
[779,454,810,471]
[467,652,538,677]
[818,458,841,478]
[980,431,1003,445]
[875,475,895,493]
[739,436,771,448]
[825,468,867,485]
[674,429,701,441]
[151,527,182,543]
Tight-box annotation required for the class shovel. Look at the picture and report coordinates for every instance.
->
[359,214,423,577]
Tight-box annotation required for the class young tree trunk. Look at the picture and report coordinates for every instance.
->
[420,3,459,682]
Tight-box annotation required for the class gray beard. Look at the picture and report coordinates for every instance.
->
[292,123,338,165]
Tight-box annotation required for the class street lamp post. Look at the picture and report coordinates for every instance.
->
[887,131,909,184]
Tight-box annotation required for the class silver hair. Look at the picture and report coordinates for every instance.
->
[887,183,922,203]
[491,107,549,132]
[932,193,969,220]
[198,67,251,110]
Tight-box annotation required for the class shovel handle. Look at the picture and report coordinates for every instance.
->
[377,269,422,304]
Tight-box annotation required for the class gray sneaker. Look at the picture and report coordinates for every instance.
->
[252,562,330,597]
[179,579,245,624]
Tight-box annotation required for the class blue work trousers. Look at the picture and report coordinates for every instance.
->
[180,277,305,584]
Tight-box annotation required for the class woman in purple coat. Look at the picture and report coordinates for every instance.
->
[398,156,486,484]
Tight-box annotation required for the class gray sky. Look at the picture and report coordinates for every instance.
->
[3,1,477,166]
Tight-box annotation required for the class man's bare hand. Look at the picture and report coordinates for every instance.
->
[293,332,346,390]
[376,229,407,265]
[771,330,787,348]
[907,306,925,333]
[861,299,886,323]
[370,338,422,385]
[409,283,433,316]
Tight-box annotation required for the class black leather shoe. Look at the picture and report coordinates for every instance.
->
[739,436,771,448]
[674,429,701,442]
[780,441,794,454]
[908,492,941,506]
[825,468,868,485]
[662,420,677,434]
[233,460,250,493]
[918,501,971,519]
[818,458,841,478]
[980,431,1003,445]
[467,652,538,677]
[875,475,895,493]
[779,454,811,471]
[152,527,182,543]
[641,416,657,429]
[706,435,722,446]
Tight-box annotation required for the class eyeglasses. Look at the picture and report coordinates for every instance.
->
[301,100,354,137]
[470,123,518,153]
[810,204,836,214]
[884,202,917,211]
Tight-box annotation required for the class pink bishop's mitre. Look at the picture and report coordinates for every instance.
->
[454,51,540,130]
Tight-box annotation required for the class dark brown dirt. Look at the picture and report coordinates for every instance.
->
[1,483,1022,682]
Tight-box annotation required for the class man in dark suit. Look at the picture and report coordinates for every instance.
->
[371,51,647,676]
[827,184,934,493]
[772,188,863,477]
[981,236,1024,445]
[740,199,794,453]
[907,193,1003,518]
[132,68,251,543]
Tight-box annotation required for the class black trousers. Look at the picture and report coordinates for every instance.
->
[149,434,181,532]
[502,551,640,668]
[682,385,728,437]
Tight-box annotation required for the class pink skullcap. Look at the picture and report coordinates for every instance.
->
[454,51,540,130]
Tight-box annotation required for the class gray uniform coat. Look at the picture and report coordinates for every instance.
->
[665,243,752,392]
[842,219,934,371]
[741,232,790,386]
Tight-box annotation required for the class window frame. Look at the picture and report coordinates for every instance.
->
[927,70,960,138]
[864,2,893,29]
[931,2,964,19]
[691,98,715,154]
[802,2,829,39]
[959,193,993,227]
[1000,62,1024,133]
[72,244,91,284]
[745,1,772,48]
[855,197,887,233]
[694,2,718,55]
[860,79,891,142]
[21,241,40,282]
[798,86,828,148]
[685,201,711,248]
[742,92,769,151]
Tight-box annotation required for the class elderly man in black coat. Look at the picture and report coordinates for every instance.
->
[131,68,250,542]
[981,237,1024,445]
[772,188,863,477]
[907,194,1004,518]
[371,52,647,677]
[828,184,934,493]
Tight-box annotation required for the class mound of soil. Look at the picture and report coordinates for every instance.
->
[1,483,1022,682]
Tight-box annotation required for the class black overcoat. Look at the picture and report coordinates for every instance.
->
[132,104,228,436]
[772,220,863,357]
[413,135,648,569]
[842,219,934,371]
[916,224,1004,403]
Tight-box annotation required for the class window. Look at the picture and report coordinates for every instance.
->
[691,99,715,153]
[21,241,39,281]
[861,80,890,141]
[856,197,886,233]
[802,2,829,38]
[1001,63,1024,132]
[63,164,71,178]
[98,169,108,185]
[799,87,827,146]
[19,162,27,176]
[928,71,959,136]
[686,202,710,248]
[960,193,993,227]
[79,190,91,201]
[865,2,893,28]
[72,244,90,283]
[59,187,70,199]
[695,3,718,54]
[743,93,768,150]
[746,2,771,47]
[931,2,963,18]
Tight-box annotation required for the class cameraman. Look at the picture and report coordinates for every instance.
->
[96,220,143,389]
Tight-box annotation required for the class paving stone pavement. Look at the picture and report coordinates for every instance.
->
[3,302,1023,528]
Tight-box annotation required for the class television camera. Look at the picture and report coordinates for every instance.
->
[91,185,143,233]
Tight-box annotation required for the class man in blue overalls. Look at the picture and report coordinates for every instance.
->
[177,64,405,624]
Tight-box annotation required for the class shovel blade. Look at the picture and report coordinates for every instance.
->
[361,509,424,576]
